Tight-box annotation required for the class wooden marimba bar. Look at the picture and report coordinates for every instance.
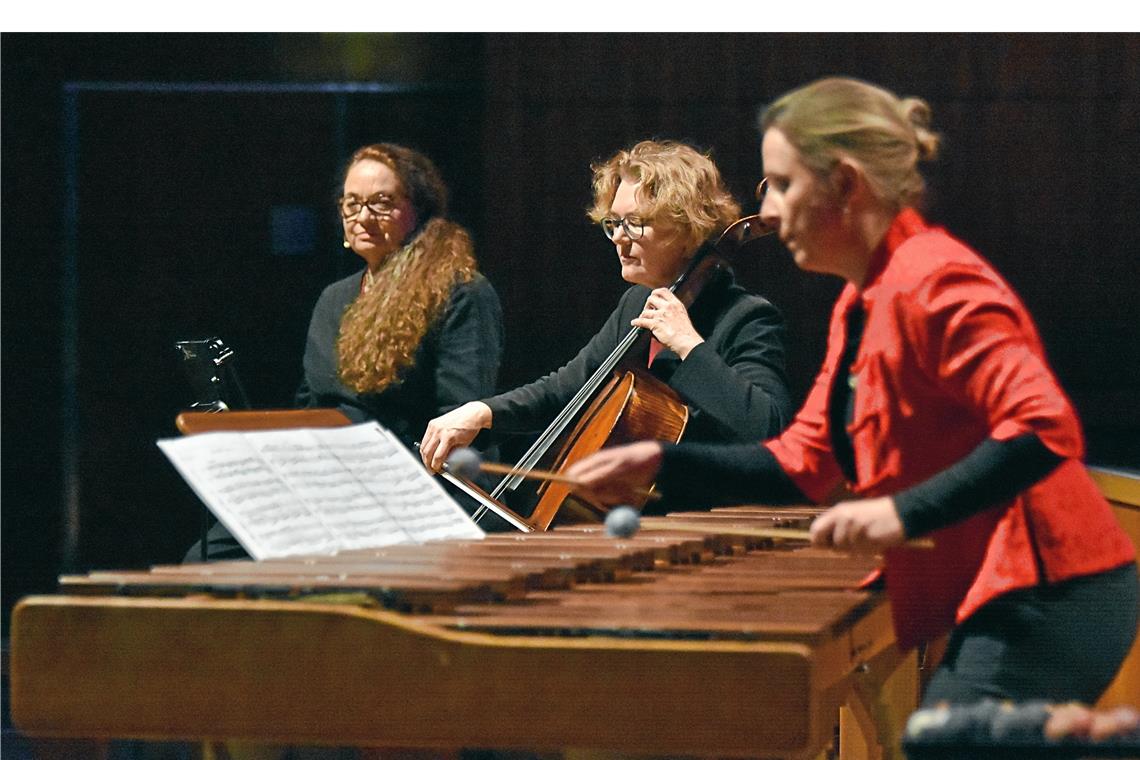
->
[10,507,913,759]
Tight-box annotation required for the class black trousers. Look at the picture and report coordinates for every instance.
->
[922,562,1140,705]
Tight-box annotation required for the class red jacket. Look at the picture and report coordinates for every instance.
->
[765,208,1135,648]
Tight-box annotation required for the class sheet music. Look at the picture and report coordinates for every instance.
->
[158,422,483,560]
[310,424,484,543]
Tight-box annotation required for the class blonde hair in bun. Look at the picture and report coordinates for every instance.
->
[760,77,941,209]
[900,96,941,162]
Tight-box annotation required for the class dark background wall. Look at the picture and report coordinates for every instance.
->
[3,33,1138,633]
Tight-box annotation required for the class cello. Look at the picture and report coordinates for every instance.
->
[450,213,775,531]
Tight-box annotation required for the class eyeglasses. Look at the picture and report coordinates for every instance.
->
[755,177,769,205]
[338,193,402,220]
[600,215,646,241]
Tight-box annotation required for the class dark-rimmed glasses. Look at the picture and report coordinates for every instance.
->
[339,193,401,220]
[600,215,646,241]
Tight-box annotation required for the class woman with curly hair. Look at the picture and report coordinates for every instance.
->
[420,139,792,479]
[188,144,502,561]
[296,143,503,446]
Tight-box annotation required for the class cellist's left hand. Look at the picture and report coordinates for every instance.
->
[809,497,906,554]
[632,288,703,359]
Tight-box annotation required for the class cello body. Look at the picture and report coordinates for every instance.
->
[527,369,688,530]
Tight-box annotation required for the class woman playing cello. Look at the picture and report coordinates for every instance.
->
[420,139,793,481]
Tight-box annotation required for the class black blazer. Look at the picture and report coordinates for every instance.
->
[484,267,792,443]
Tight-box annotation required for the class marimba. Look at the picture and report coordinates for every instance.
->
[10,508,916,759]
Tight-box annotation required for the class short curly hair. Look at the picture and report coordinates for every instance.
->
[588,140,740,250]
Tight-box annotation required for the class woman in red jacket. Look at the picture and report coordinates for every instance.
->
[567,77,1138,706]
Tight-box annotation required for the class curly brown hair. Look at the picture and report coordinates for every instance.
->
[336,144,477,394]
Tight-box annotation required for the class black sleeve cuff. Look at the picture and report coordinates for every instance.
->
[650,441,809,513]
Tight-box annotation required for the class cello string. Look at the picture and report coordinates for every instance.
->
[491,325,645,495]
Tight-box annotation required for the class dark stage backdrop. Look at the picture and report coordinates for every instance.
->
[3,33,1138,633]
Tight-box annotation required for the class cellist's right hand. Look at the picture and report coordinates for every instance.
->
[421,401,493,472]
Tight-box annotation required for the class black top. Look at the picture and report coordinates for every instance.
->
[483,268,793,444]
[296,269,504,449]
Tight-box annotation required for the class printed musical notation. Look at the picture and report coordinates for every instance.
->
[157,423,485,559]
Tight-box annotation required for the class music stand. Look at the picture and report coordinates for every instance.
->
[174,337,250,412]
[175,408,353,561]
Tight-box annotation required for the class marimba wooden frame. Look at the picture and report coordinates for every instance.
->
[11,590,903,759]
